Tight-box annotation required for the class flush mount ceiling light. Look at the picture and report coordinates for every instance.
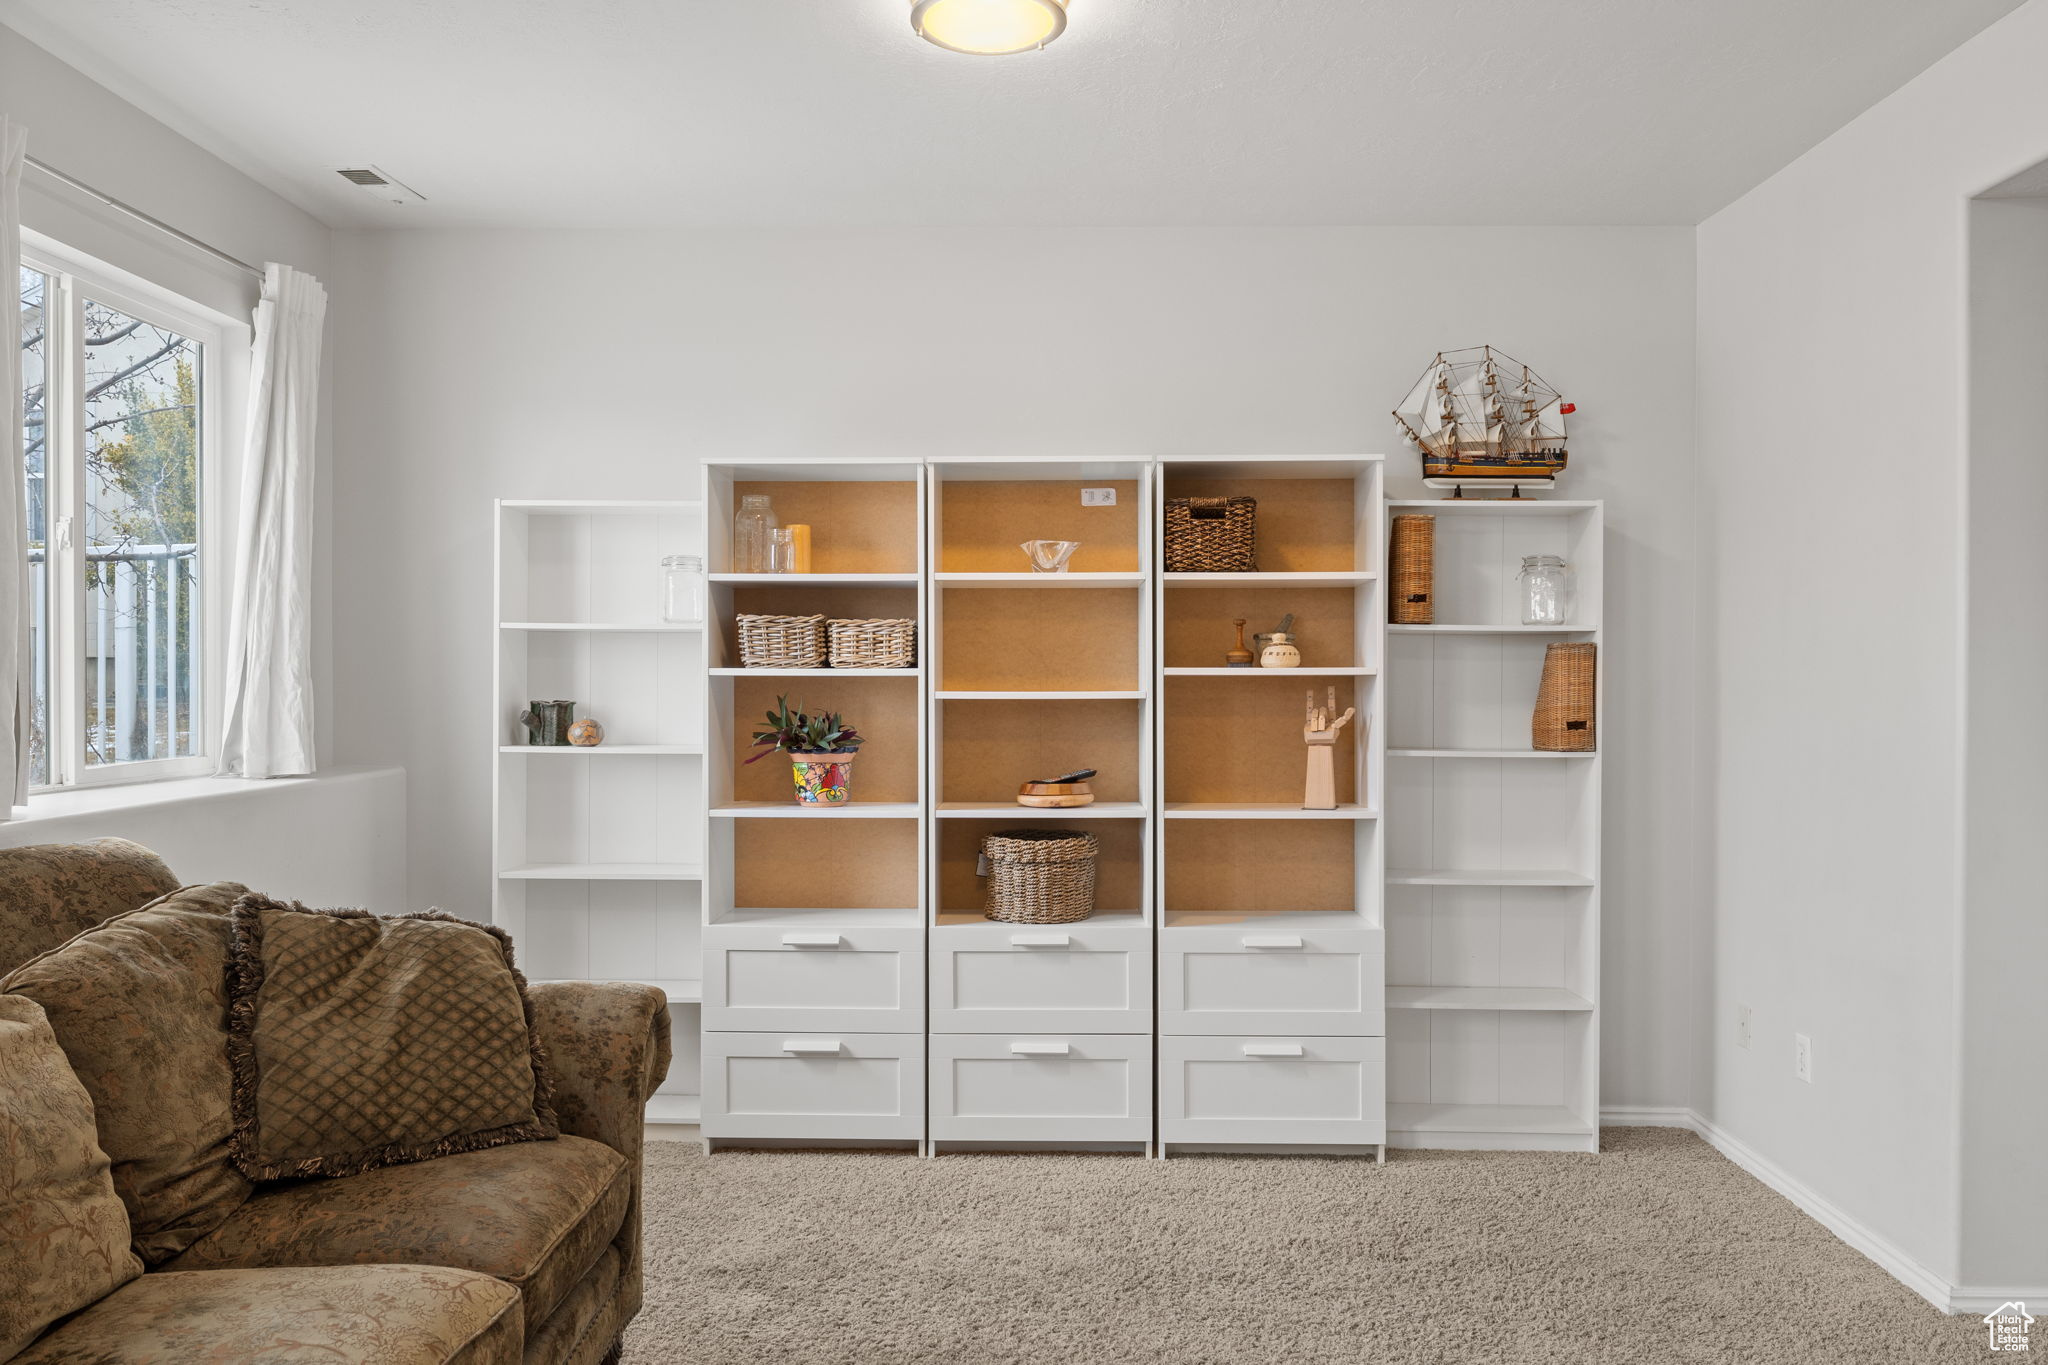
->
[911,0,1067,55]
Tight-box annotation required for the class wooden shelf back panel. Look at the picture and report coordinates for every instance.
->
[941,699,1141,804]
[731,675,922,804]
[1165,677,1359,806]
[1164,821,1355,914]
[734,818,919,910]
[939,480,1140,572]
[939,588,1140,692]
[936,817,1144,916]
[1163,586,1358,668]
[1163,477,1357,572]
[733,480,919,574]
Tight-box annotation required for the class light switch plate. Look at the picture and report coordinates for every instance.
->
[1081,487,1116,506]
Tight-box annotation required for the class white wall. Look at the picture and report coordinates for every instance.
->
[330,225,1698,1109]
[1695,0,2048,1299]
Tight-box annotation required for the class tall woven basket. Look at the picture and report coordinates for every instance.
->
[1532,641,1597,751]
[1389,514,1434,624]
[982,829,1098,924]
[1164,496,1257,572]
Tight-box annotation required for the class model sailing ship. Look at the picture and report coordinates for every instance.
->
[1393,346,1573,490]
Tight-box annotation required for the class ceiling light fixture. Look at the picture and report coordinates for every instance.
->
[911,0,1067,56]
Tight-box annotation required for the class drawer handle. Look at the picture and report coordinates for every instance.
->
[781,933,843,948]
[1241,1042,1305,1058]
[1009,933,1071,948]
[1241,935,1304,949]
[781,1039,842,1055]
[1010,1041,1071,1056]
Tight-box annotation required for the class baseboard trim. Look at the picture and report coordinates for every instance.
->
[1599,1106,2044,1317]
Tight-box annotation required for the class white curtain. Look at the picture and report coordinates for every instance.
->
[0,120,31,810]
[218,263,326,778]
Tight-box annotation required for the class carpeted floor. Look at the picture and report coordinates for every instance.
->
[625,1127,1982,1364]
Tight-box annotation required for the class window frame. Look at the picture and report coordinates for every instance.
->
[22,235,237,791]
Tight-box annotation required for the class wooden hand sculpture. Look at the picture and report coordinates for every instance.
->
[1303,686,1356,810]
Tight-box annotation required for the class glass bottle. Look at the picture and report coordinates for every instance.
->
[769,527,798,575]
[733,494,778,574]
[661,554,704,623]
[1518,554,1574,626]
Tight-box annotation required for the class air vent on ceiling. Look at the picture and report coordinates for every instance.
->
[332,165,426,206]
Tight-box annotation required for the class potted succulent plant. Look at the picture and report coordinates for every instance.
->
[747,694,865,806]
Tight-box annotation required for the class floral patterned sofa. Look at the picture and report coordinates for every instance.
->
[0,838,671,1365]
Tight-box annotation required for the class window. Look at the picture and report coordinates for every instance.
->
[19,252,222,789]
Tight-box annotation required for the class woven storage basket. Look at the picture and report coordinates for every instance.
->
[1164,496,1257,572]
[1532,641,1597,751]
[737,613,825,668]
[1389,514,1435,624]
[982,828,1099,924]
[828,618,916,670]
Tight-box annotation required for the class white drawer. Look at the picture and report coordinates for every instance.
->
[701,1031,924,1140]
[1161,927,1383,1036]
[703,925,923,1033]
[931,922,1151,1033]
[930,1033,1152,1143]
[1160,1035,1386,1145]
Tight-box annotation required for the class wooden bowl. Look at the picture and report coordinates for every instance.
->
[1017,781,1094,808]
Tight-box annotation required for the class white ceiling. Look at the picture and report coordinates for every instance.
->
[0,0,2021,229]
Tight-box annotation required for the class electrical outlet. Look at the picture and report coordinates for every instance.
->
[1081,487,1116,506]
[1736,1002,1752,1050]
[1794,1033,1813,1083]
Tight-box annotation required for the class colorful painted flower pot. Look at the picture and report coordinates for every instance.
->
[790,751,857,806]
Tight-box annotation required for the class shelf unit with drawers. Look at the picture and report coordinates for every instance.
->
[1154,456,1388,1158]
[1381,498,1604,1152]
[697,460,930,1151]
[925,459,1157,1153]
[491,499,708,1125]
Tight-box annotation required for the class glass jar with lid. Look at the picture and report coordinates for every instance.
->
[1518,554,1575,626]
[661,554,704,624]
[733,494,778,574]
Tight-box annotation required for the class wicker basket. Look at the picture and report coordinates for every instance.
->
[1389,514,1435,624]
[828,618,916,670]
[981,829,1098,924]
[1164,496,1257,572]
[1532,641,1597,751]
[737,613,825,668]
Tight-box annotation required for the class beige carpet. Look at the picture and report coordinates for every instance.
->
[626,1128,1982,1364]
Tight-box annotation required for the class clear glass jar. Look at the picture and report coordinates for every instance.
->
[1518,554,1574,626]
[769,527,798,574]
[733,493,778,574]
[661,554,704,623]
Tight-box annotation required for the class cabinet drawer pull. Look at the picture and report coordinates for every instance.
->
[1241,1042,1305,1058]
[1010,1041,1072,1056]
[1009,933,1071,947]
[781,933,843,948]
[781,1039,842,1055]
[1241,935,1304,949]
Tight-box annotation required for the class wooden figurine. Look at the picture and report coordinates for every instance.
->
[1302,686,1356,810]
[1225,619,1255,668]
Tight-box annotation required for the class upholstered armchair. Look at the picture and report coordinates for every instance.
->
[0,838,670,1365]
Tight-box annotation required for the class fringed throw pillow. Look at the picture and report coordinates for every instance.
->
[226,894,557,1181]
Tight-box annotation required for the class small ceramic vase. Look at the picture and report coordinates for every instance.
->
[520,700,576,745]
[1259,633,1302,668]
[790,751,856,806]
[1226,619,1255,668]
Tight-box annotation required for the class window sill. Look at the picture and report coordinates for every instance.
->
[11,765,402,826]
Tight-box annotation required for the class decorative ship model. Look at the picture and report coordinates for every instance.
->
[1393,346,1573,492]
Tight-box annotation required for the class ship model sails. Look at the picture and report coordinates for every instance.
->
[1393,346,1569,485]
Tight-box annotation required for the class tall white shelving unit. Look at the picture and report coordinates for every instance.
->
[1381,499,1603,1152]
[492,499,708,1125]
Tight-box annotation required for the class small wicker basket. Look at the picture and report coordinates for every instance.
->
[981,829,1098,924]
[828,618,916,670]
[1389,514,1435,624]
[1164,496,1257,572]
[1532,641,1596,751]
[737,613,825,668]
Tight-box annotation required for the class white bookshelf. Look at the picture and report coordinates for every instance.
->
[492,498,708,1127]
[1382,497,1603,1153]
